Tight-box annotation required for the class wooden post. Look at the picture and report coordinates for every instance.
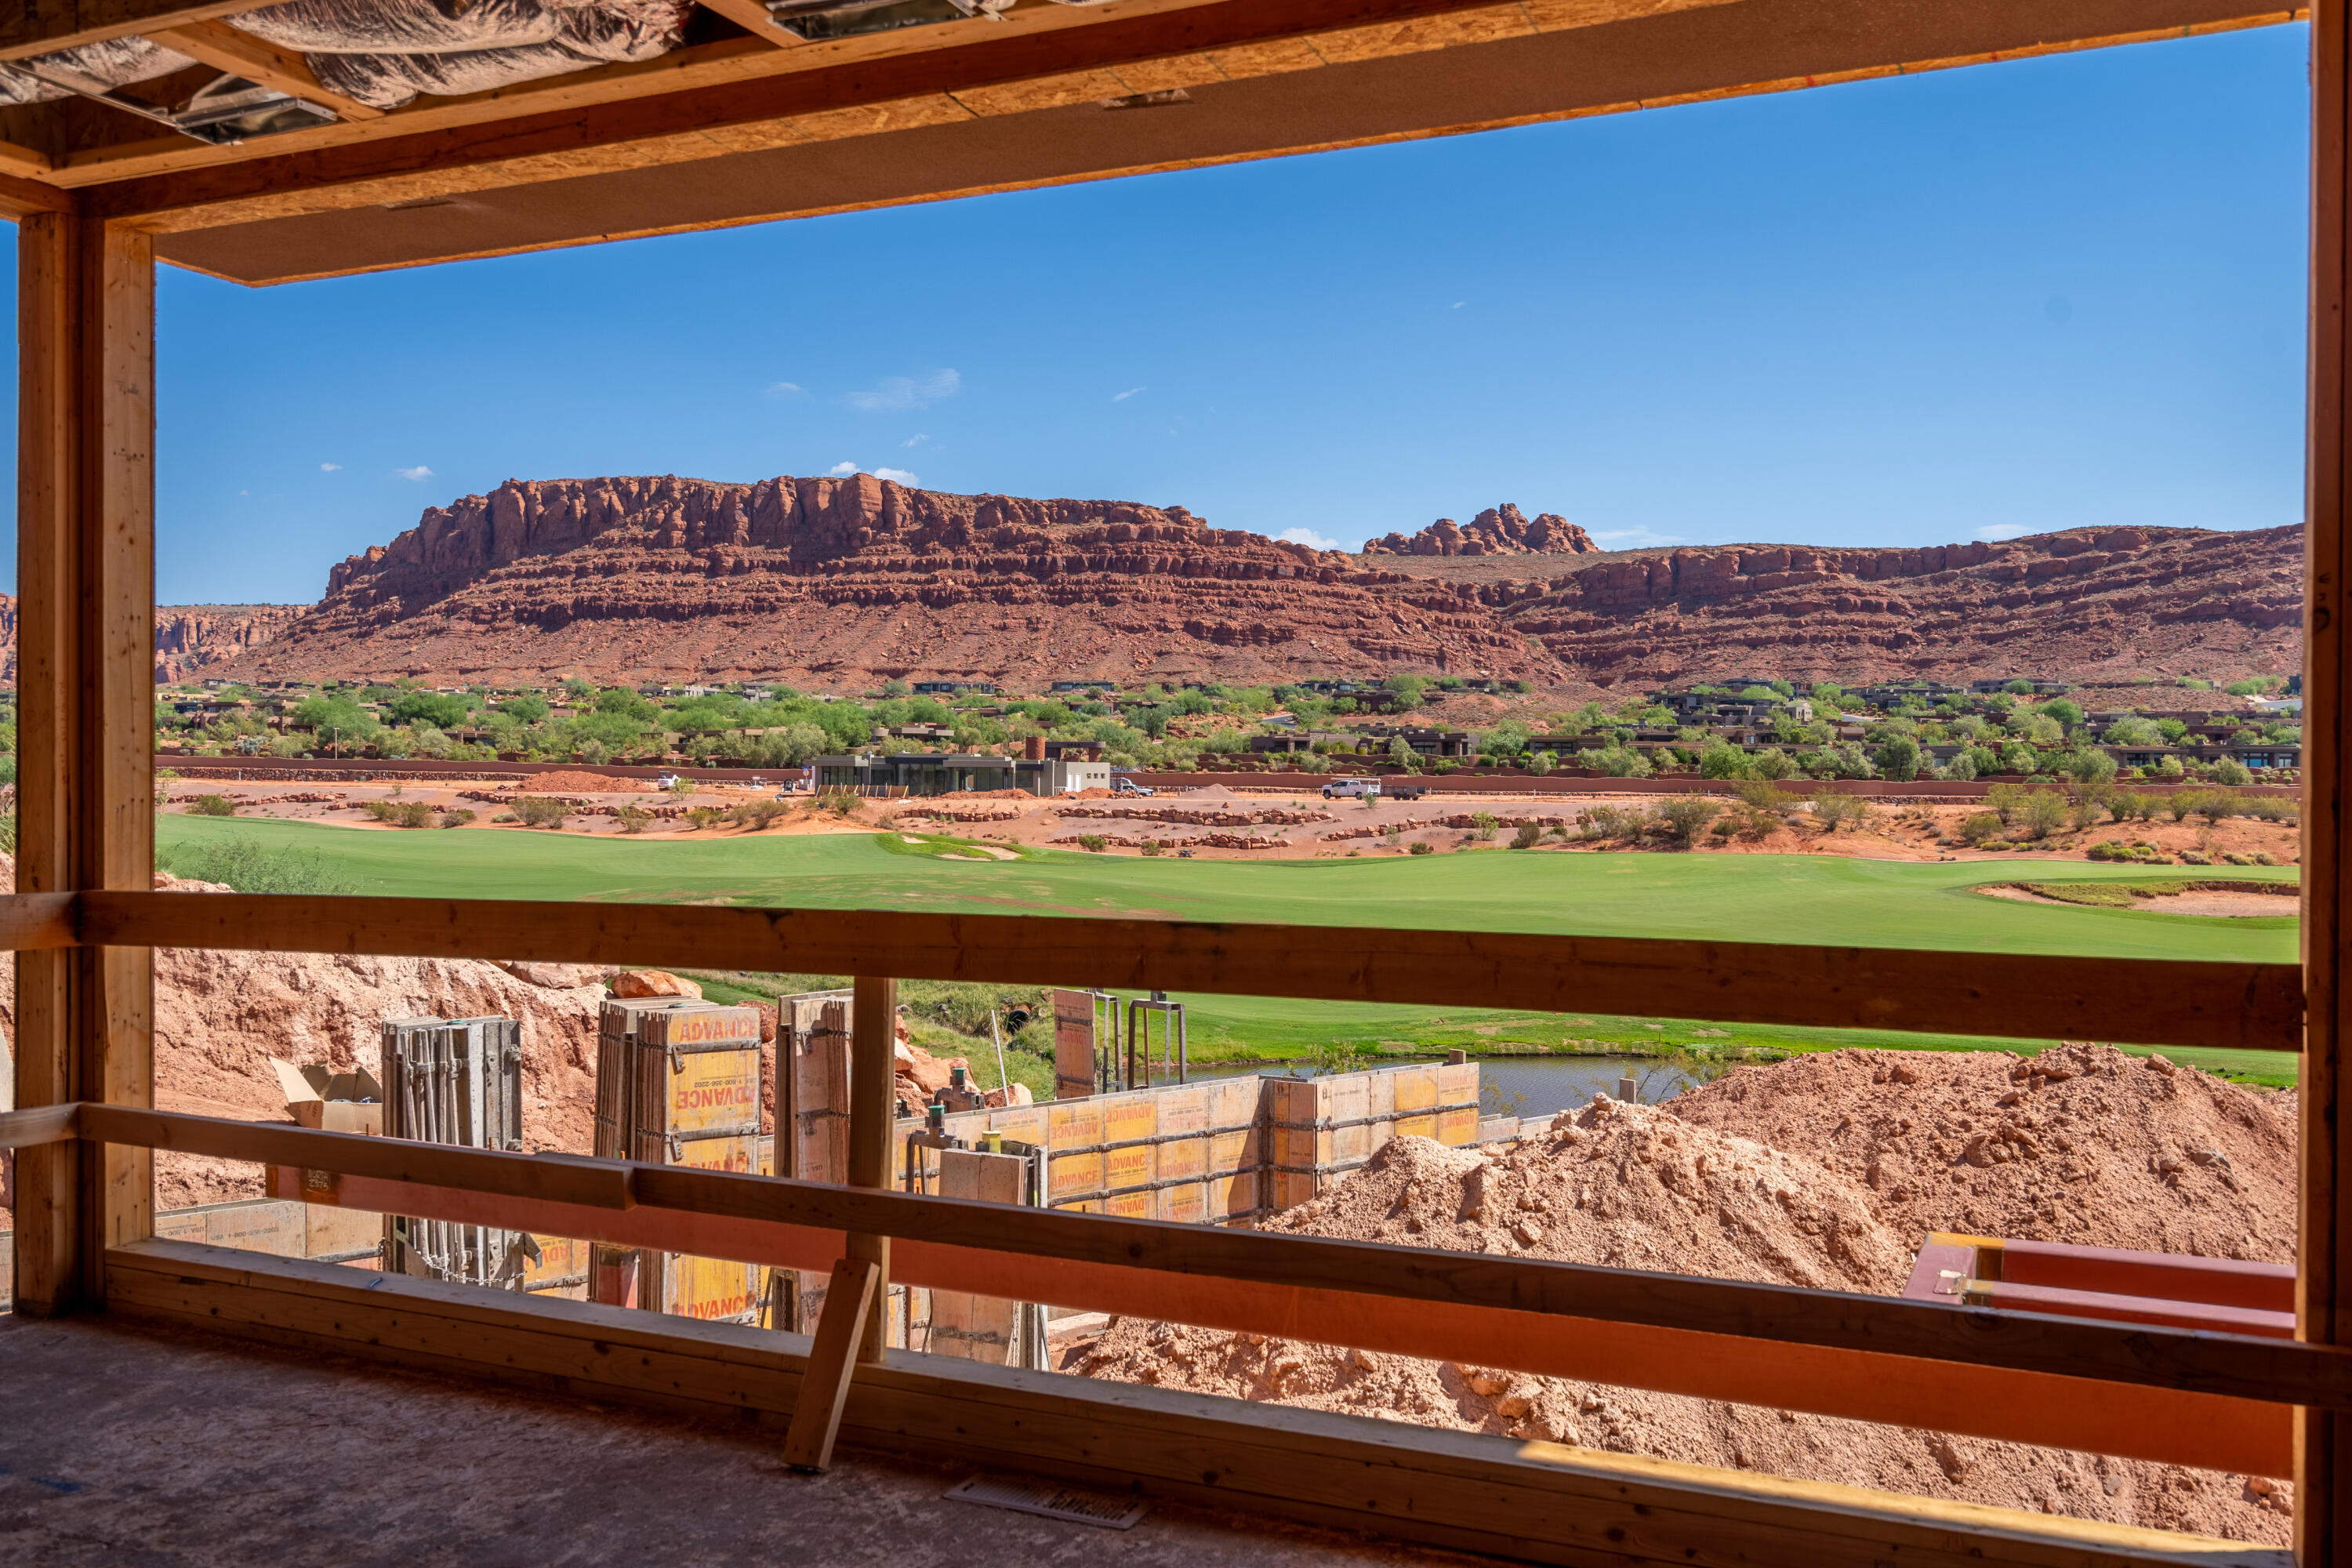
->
[848,974,896,1362]
[2309,3,2350,1559]
[10,209,155,1317]
[779,1255,880,1472]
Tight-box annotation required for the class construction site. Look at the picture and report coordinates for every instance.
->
[0,0,2346,1564]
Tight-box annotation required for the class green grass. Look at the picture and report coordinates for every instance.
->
[154,818,2303,1088]
[156,816,2298,962]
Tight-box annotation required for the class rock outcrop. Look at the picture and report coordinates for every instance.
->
[0,598,307,685]
[207,474,1557,688]
[1361,503,1598,557]
[1490,524,2302,688]
[165,472,2302,691]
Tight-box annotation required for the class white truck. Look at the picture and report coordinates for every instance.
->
[1322,777,1381,799]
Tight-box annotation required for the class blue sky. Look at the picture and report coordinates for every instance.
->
[3,21,2319,603]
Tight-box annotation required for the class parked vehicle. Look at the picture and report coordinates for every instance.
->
[1382,780,1430,800]
[1112,776,1156,797]
[654,772,682,789]
[1322,777,1381,799]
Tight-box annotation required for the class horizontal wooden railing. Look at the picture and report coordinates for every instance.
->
[0,889,2296,1051]
[5,1101,2328,1475]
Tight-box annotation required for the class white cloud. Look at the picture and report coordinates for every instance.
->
[394,465,435,481]
[319,462,342,472]
[1451,301,1466,309]
[873,467,920,486]
[239,489,249,496]
[1276,525,1342,552]
[1589,526,1682,547]
[1973,523,2033,542]
[901,433,928,448]
[1112,386,1146,402]
[846,368,960,412]
[829,461,859,476]
[764,380,806,398]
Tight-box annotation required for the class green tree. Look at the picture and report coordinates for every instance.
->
[1871,734,1922,782]
[388,691,470,729]
[2020,789,2068,839]
[497,693,550,724]
[2038,698,2084,728]
[1698,739,1750,779]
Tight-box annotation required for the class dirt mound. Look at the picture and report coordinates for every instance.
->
[521,769,652,793]
[1667,1044,2296,1264]
[1075,1062,2296,1542]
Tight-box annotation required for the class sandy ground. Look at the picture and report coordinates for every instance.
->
[1981,884,2297,916]
[159,779,2303,866]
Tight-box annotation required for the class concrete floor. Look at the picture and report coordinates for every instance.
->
[0,1315,1486,1568]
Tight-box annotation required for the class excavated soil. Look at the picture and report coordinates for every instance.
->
[1074,1046,2298,1542]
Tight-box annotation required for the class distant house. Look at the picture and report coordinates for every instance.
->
[811,750,1109,796]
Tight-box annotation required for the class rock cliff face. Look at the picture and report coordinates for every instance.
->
[0,598,304,685]
[176,474,2302,691]
[218,474,1560,687]
[1361,503,1598,557]
[1491,524,2302,687]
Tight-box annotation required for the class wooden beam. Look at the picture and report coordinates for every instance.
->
[73,890,2305,1051]
[141,20,386,122]
[848,975,895,1363]
[71,1105,2352,1433]
[76,217,154,1293]
[780,1255,880,1470]
[102,1238,2296,1568]
[0,0,254,61]
[2307,0,2350,1558]
[74,0,2302,228]
[0,1102,79,1149]
[696,0,806,47]
[0,893,89,953]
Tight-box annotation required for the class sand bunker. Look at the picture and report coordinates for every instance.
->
[1074,1046,2297,1541]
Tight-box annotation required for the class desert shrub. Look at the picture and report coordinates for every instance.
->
[186,793,237,817]
[1731,779,1798,811]
[2252,850,2279,866]
[1809,789,1860,833]
[1984,782,2024,826]
[1512,820,1542,849]
[156,835,357,896]
[491,811,517,823]
[2195,789,2239,826]
[615,804,652,833]
[728,799,788,830]
[1077,833,1108,853]
[513,796,572,829]
[2180,849,2212,865]
[2107,790,2156,822]
[685,805,725,829]
[2019,789,2067,840]
[2165,789,2207,823]
[2205,757,2254,787]
[1471,809,1500,841]
[1749,746,1799,781]
[1141,839,1163,856]
[438,807,476,829]
[822,788,866,816]
[1708,815,1739,840]
[1575,804,1642,841]
[1408,840,1434,855]
[1957,811,2003,846]
[362,799,435,828]
[1654,796,1721,844]
[2086,840,2129,862]
[2243,793,2299,823]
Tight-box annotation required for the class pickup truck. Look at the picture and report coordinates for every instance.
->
[1322,777,1381,799]
[1112,776,1156,797]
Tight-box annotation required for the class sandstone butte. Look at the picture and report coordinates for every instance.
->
[0,473,2300,691]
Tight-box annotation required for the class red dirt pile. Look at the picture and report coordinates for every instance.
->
[514,769,653,793]
[1074,1049,2297,1542]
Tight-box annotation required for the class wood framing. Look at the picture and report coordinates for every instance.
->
[11,209,154,1316]
[2310,2,2349,1563]
[103,1240,2292,1568]
[848,975,895,1363]
[139,20,386,122]
[780,1256,880,1471]
[67,890,2303,1051]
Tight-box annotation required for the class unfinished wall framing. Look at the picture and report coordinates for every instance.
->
[0,1,2341,1564]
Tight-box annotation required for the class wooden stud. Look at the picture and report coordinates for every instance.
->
[848,975,895,1362]
[143,20,387,122]
[2309,0,2350,1556]
[780,1255,880,1470]
[69,890,2303,1052]
[0,1,256,60]
[13,209,78,1319]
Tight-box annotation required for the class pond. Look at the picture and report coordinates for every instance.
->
[1174,1054,1697,1122]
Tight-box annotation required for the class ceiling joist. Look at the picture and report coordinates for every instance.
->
[0,0,253,62]
[143,18,386,120]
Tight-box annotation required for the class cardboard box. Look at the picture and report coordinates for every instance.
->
[269,1058,383,1135]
